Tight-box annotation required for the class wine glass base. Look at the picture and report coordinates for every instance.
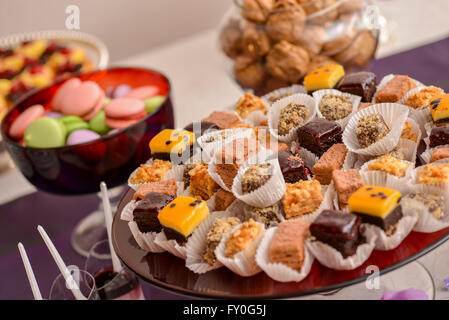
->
[293,261,435,300]
[71,210,108,257]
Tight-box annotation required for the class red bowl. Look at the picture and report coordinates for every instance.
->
[1,67,174,194]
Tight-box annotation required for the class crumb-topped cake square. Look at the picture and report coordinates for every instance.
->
[204,217,241,265]
[368,155,409,178]
[241,163,272,194]
[282,180,323,219]
[235,93,266,119]
[417,164,449,184]
[202,111,242,129]
[225,219,263,258]
[130,159,172,184]
[133,178,178,200]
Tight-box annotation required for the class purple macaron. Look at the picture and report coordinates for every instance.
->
[111,84,132,99]
[45,111,63,118]
[66,129,101,145]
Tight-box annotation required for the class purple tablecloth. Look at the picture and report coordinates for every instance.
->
[2,36,449,300]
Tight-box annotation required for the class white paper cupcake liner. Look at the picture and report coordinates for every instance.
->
[343,103,409,156]
[268,93,317,143]
[342,151,359,170]
[231,152,286,208]
[121,200,138,222]
[313,89,361,129]
[214,221,265,277]
[128,221,165,253]
[362,214,418,251]
[400,117,422,159]
[185,211,238,274]
[287,182,334,224]
[225,199,252,221]
[127,158,153,190]
[153,231,187,260]
[412,159,449,191]
[261,85,307,106]
[208,158,233,192]
[127,159,185,191]
[401,184,449,233]
[306,231,376,270]
[359,159,415,194]
[243,110,268,127]
[420,144,449,164]
[255,227,314,283]
[374,74,425,103]
[327,181,350,213]
[409,107,432,139]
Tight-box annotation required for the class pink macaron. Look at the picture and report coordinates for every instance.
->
[9,104,45,140]
[124,86,158,100]
[51,78,81,112]
[53,79,104,118]
[82,90,105,121]
[104,98,146,129]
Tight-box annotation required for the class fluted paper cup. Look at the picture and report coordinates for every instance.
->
[420,144,449,164]
[362,214,418,251]
[214,222,265,277]
[128,159,185,191]
[128,221,165,253]
[127,158,152,190]
[232,152,286,208]
[154,231,187,260]
[313,89,361,129]
[255,227,314,282]
[121,200,138,222]
[261,85,307,106]
[411,159,449,191]
[359,159,415,194]
[268,93,317,143]
[342,151,359,170]
[306,231,376,270]
[186,211,242,274]
[343,103,409,156]
[401,184,449,233]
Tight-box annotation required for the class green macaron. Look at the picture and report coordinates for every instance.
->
[144,95,165,114]
[88,110,111,135]
[60,115,89,135]
[24,117,67,148]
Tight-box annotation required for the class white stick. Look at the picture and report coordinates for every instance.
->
[17,243,43,300]
[37,225,87,300]
[100,182,122,273]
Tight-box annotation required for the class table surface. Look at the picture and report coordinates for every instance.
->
[2,0,449,299]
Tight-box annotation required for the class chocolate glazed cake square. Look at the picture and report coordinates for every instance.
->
[133,192,175,233]
[296,119,342,156]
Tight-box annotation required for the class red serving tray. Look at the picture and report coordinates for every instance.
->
[112,187,449,299]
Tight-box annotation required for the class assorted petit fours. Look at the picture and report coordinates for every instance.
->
[158,196,210,244]
[429,125,449,148]
[430,148,449,163]
[417,164,449,185]
[282,180,323,219]
[214,189,236,211]
[367,155,409,178]
[234,93,267,119]
[348,185,403,235]
[303,64,345,92]
[356,113,390,148]
[247,203,283,228]
[430,94,449,126]
[310,210,363,258]
[332,169,365,210]
[133,178,178,200]
[277,150,310,183]
[204,217,241,265]
[188,164,219,200]
[296,118,342,156]
[269,220,310,271]
[318,94,353,121]
[133,192,175,233]
[403,193,445,220]
[403,86,444,109]
[241,163,272,194]
[312,143,348,185]
[337,71,377,102]
[374,75,417,103]
[277,102,309,136]
[130,159,172,184]
[225,219,263,258]
[149,129,195,162]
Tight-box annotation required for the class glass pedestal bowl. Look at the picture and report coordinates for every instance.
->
[219,0,380,96]
[1,67,174,256]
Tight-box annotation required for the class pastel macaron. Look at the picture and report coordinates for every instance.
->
[9,104,45,140]
[60,115,89,135]
[124,85,158,100]
[144,95,165,114]
[24,117,67,148]
[52,78,104,119]
[88,110,111,135]
[66,129,101,145]
[104,98,146,129]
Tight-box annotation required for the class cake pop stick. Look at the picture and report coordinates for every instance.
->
[37,225,87,300]
[100,182,122,273]
[17,243,43,300]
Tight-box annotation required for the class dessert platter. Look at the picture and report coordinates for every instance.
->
[111,63,449,298]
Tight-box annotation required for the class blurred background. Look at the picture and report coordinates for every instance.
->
[0,0,230,62]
